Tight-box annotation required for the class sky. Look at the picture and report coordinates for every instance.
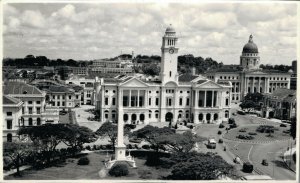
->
[3,2,297,65]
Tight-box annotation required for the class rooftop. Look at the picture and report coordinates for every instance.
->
[3,95,22,105]
[4,82,43,95]
[178,74,199,82]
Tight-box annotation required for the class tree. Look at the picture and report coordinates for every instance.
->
[18,124,68,164]
[290,117,296,139]
[167,153,234,180]
[131,125,175,153]
[3,142,34,176]
[142,64,160,76]
[62,124,97,156]
[157,131,205,153]
[239,100,258,112]
[95,122,131,152]
[244,93,263,103]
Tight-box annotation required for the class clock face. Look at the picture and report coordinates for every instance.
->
[169,49,174,54]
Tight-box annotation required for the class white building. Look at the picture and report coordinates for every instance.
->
[206,35,291,102]
[95,26,232,125]
[3,95,23,142]
[3,81,59,126]
[65,76,95,105]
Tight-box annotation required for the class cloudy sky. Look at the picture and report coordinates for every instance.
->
[3,3,297,65]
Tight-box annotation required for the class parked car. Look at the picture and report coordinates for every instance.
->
[262,159,268,166]
[207,138,216,149]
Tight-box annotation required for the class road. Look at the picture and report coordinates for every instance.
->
[250,141,295,180]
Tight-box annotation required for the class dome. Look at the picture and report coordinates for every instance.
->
[166,24,176,33]
[288,69,293,73]
[242,35,258,53]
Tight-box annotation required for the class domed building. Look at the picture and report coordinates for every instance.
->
[206,34,292,103]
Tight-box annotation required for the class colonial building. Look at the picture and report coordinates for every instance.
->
[3,81,59,127]
[3,95,23,142]
[206,35,291,102]
[95,26,232,124]
[65,76,95,105]
[261,88,296,120]
[90,59,133,75]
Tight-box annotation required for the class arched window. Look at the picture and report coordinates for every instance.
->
[214,113,218,120]
[148,110,152,119]
[225,110,229,118]
[140,114,145,122]
[124,114,128,122]
[199,113,203,121]
[155,110,159,119]
[37,118,41,126]
[29,118,33,126]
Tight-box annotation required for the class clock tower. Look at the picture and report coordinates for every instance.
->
[160,25,179,84]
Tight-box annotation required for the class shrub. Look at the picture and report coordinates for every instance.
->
[77,157,90,165]
[125,124,136,129]
[142,145,150,149]
[219,124,225,128]
[85,145,91,151]
[243,162,253,173]
[280,124,287,127]
[129,138,142,143]
[236,135,254,140]
[248,132,257,136]
[218,139,223,143]
[256,125,275,133]
[127,144,133,149]
[109,164,129,177]
[228,118,235,124]
[189,125,194,129]
[283,130,290,134]
[230,123,238,129]
[145,152,161,166]
[218,130,222,135]
[239,128,247,132]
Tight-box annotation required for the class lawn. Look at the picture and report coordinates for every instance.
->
[223,125,291,143]
[4,151,171,180]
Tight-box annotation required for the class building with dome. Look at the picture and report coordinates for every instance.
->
[206,35,292,103]
[94,25,233,125]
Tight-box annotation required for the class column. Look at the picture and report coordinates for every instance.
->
[245,77,248,94]
[211,90,214,107]
[194,111,199,124]
[251,77,255,93]
[204,90,207,107]
[258,77,261,93]
[215,91,218,107]
[145,90,148,107]
[115,105,126,160]
[129,90,131,107]
[137,90,140,107]
[203,113,207,123]
[195,90,198,108]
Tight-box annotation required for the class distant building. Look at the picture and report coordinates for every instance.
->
[292,60,297,73]
[44,85,83,109]
[65,76,95,105]
[3,95,23,142]
[206,35,291,102]
[261,88,296,120]
[90,59,133,75]
[3,82,59,128]
[70,67,89,76]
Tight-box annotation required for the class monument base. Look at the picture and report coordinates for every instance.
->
[105,155,136,169]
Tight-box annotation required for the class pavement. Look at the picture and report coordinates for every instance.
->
[73,105,102,132]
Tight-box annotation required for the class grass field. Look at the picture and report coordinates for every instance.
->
[5,151,171,180]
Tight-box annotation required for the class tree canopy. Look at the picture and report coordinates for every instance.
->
[167,153,234,180]
[95,122,131,151]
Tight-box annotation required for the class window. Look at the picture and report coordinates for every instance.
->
[149,98,151,106]
[220,76,222,79]
[187,91,190,93]
[156,98,159,106]
[28,107,33,114]
[105,97,109,105]
[113,90,116,93]
[156,91,159,94]
[155,110,159,118]
[57,95,60,99]
[28,101,32,104]
[37,118,41,126]
[62,95,65,100]
[29,118,33,126]
[169,71,172,77]
[105,113,108,119]
[62,102,65,106]
[186,113,189,118]
[7,120,12,129]
[22,107,24,114]
[105,90,108,93]
[57,102,60,106]
[36,107,41,114]
[123,96,128,107]
[225,98,229,106]
[53,95,55,99]
[180,91,183,93]
[76,95,79,99]
[69,95,72,99]
[186,98,190,106]
[112,98,116,105]
[149,91,151,93]
[36,101,41,104]
[179,98,183,106]
[6,112,12,116]
[168,98,172,106]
